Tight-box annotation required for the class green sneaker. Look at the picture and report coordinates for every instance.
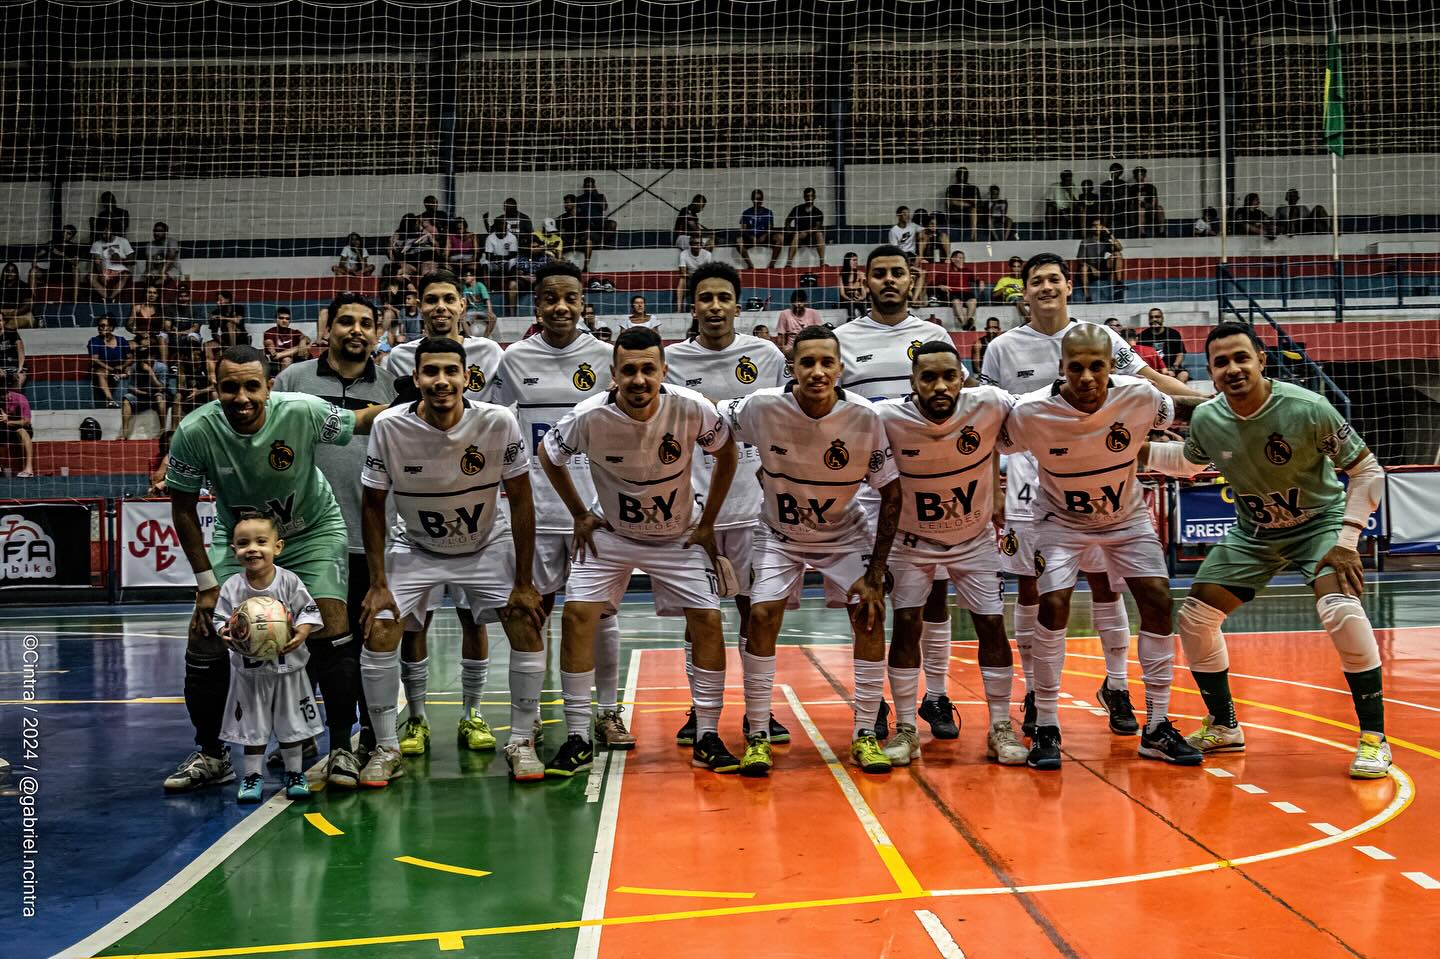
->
[850,733,892,774]
[398,716,431,756]
[739,736,773,777]
[457,710,496,751]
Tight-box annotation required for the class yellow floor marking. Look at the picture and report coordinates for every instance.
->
[303,813,343,837]
[638,706,693,715]
[435,933,465,950]
[614,886,757,900]
[393,856,491,879]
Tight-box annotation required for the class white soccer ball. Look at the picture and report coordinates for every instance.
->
[229,596,293,661]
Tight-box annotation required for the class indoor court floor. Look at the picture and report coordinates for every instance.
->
[4,575,1439,959]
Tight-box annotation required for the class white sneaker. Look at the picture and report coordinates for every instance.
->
[1185,715,1246,754]
[358,745,405,788]
[504,740,545,782]
[163,747,236,792]
[325,748,361,789]
[986,720,1028,766]
[882,723,921,766]
[1349,732,1392,780]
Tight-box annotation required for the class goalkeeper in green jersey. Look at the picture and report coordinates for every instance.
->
[1142,323,1389,779]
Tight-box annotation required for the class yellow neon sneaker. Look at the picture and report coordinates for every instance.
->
[1349,732,1392,780]
[739,736,773,777]
[457,710,496,751]
[850,733,892,774]
[398,716,431,756]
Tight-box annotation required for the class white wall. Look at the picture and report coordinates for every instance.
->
[0,181,54,247]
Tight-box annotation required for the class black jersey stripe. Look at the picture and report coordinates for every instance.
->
[897,453,993,480]
[760,467,864,488]
[1041,460,1132,479]
[393,481,501,498]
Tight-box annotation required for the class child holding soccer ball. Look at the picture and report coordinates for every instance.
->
[214,515,324,803]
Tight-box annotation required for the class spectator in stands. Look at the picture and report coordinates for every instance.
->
[1137,306,1189,382]
[483,219,520,312]
[737,189,781,268]
[461,266,497,339]
[1074,179,1101,229]
[1,369,34,478]
[580,303,599,334]
[1193,207,1220,237]
[332,232,374,277]
[783,187,826,267]
[910,261,930,309]
[1099,163,1130,234]
[128,283,169,363]
[624,296,662,333]
[673,194,713,251]
[515,236,553,302]
[166,283,204,347]
[1124,327,1165,372]
[971,316,1002,370]
[934,250,978,330]
[839,252,866,320]
[982,185,1014,241]
[576,177,614,271]
[1105,317,1123,331]
[1044,169,1078,238]
[889,206,919,258]
[0,312,26,390]
[0,263,35,330]
[394,289,424,339]
[171,332,211,423]
[751,323,773,346]
[445,217,480,269]
[140,222,182,285]
[123,328,169,437]
[534,218,564,259]
[557,194,582,258]
[992,255,1026,310]
[677,235,713,310]
[419,194,451,235]
[263,307,311,373]
[1132,167,1165,237]
[88,315,131,408]
[388,210,439,277]
[1233,192,1276,239]
[774,290,821,355]
[88,225,135,303]
[485,199,534,247]
[209,290,248,344]
[146,430,173,497]
[944,166,981,241]
[1075,216,1127,301]
[30,224,83,299]
[594,325,613,343]
[202,310,249,386]
[1276,189,1310,236]
[376,276,407,327]
[89,191,130,240]
[917,213,950,263]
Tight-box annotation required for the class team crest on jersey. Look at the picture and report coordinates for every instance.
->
[503,441,522,466]
[1106,422,1132,452]
[1000,529,1019,556]
[957,426,982,455]
[466,364,487,393]
[906,339,924,362]
[868,450,885,473]
[735,355,759,384]
[658,432,683,465]
[268,441,295,471]
[460,445,486,475]
[1265,432,1292,465]
[824,440,850,470]
[1033,551,1046,576]
[573,363,598,391]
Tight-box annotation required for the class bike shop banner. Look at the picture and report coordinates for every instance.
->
[1386,470,1440,554]
[1175,481,1383,545]
[0,503,94,589]
[119,498,217,587]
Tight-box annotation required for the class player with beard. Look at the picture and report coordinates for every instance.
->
[491,262,631,748]
[835,245,963,743]
[876,342,1027,766]
[1142,323,1389,779]
[664,262,789,746]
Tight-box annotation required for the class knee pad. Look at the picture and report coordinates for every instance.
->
[1177,597,1229,672]
[1316,594,1381,673]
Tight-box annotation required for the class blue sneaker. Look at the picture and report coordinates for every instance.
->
[237,772,264,804]
[282,770,311,800]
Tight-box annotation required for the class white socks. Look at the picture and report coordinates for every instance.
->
[243,752,263,777]
[1014,603,1039,692]
[921,619,951,701]
[741,648,776,736]
[1092,599,1132,690]
[360,647,401,749]
[508,649,546,744]
[461,657,489,715]
[400,656,428,721]
[1029,622,1066,727]
[691,665,726,737]
[280,743,302,774]
[594,616,621,713]
[1137,630,1174,733]
[980,666,1014,726]
[853,658,886,736]
[561,669,595,741]
[888,665,920,727]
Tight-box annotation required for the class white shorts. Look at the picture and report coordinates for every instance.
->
[715,525,755,598]
[997,519,1038,577]
[565,527,718,616]
[891,533,1005,616]
[533,532,573,596]
[752,526,872,607]
[1034,516,1168,595]
[381,539,516,630]
[221,664,323,747]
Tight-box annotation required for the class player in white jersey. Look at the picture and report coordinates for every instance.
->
[357,338,546,785]
[664,261,791,747]
[999,324,1202,770]
[836,244,969,741]
[491,261,632,748]
[980,251,1199,741]
[876,342,1028,767]
[722,326,902,777]
[540,326,743,775]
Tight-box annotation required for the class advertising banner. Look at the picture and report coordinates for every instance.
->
[1176,482,1382,545]
[119,499,217,587]
[0,504,94,589]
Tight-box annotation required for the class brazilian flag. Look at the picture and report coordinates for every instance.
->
[1324,30,1345,157]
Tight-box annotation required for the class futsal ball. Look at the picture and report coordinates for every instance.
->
[229,596,293,661]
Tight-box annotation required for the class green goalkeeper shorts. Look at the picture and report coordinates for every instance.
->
[1193,519,1343,594]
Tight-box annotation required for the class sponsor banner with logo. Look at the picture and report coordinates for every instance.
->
[0,504,93,589]
[1386,471,1440,554]
[1176,482,1383,545]
[120,498,217,587]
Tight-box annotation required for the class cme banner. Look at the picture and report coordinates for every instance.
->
[0,504,93,589]
[120,499,217,587]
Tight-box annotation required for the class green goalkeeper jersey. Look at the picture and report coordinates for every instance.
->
[166,392,356,539]
[1183,380,1366,537]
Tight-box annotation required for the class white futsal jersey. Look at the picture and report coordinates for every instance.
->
[361,400,529,554]
[544,385,730,541]
[213,566,324,675]
[877,386,1014,546]
[1000,375,1173,531]
[979,320,1147,521]
[664,334,787,530]
[386,335,503,402]
[835,313,964,401]
[722,386,898,549]
[492,332,614,534]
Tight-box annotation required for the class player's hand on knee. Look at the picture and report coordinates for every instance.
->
[360,585,399,641]
[506,585,546,631]
[1318,544,1365,598]
[573,512,610,563]
[847,573,886,631]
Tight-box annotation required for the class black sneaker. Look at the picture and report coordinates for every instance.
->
[1139,720,1204,766]
[1097,683,1140,736]
[1026,725,1063,770]
[544,734,595,778]
[676,707,698,746]
[874,699,891,742]
[741,713,791,745]
[692,732,741,774]
[1021,691,1037,739]
[918,694,961,740]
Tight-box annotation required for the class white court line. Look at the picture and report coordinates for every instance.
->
[1235,783,1268,794]
[1205,767,1234,778]
[1309,822,1343,837]
[914,909,966,957]
[1270,801,1305,814]
[1354,845,1396,860]
[1401,871,1440,890]
[573,649,642,959]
